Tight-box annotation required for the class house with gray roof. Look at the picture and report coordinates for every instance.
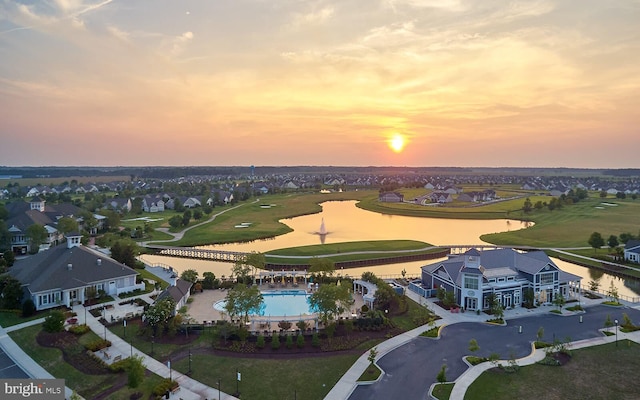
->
[624,240,640,264]
[419,248,581,311]
[156,276,193,315]
[9,234,143,311]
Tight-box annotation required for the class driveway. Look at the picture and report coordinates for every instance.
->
[349,305,640,400]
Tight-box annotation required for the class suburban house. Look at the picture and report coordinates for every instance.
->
[624,240,640,264]
[457,190,496,203]
[165,196,201,210]
[417,248,582,312]
[156,276,193,315]
[6,196,97,254]
[142,194,165,213]
[103,197,132,213]
[379,192,404,203]
[429,192,453,204]
[9,233,143,311]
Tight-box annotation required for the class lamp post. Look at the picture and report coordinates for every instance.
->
[168,360,172,382]
[123,319,127,339]
[615,319,619,346]
[188,347,192,375]
[130,338,133,357]
[151,336,154,356]
[218,378,221,400]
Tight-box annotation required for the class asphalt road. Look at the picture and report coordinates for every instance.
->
[349,305,640,400]
[0,347,29,379]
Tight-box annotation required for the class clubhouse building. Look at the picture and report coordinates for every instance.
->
[415,248,582,311]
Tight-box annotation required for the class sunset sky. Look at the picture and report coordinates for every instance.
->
[1,0,638,168]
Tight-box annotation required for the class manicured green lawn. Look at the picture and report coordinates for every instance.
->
[0,310,46,328]
[465,341,640,400]
[357,363,382,381]
[481,197,640,248]
[9,325,122,399]
[432,383,454,399]
[172,352,359,400]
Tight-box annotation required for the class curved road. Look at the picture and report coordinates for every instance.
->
[349,305,640,400]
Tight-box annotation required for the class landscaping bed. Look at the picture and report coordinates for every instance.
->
[36,331,110,375]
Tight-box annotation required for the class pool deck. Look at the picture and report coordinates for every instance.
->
[186,284,365,332]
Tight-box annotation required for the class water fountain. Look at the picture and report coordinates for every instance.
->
[316,218,328,244]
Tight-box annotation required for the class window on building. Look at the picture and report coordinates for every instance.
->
[540,272,554,285]
[464,276,479,290]
[507,276,514,281]
[497,278,505,283]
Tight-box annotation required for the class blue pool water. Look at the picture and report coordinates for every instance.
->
[214,290,313,316]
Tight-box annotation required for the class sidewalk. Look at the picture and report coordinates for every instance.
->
[76,301,238,400]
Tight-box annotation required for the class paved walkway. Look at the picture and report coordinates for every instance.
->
[76,300,239,400]
[324,288,631,400]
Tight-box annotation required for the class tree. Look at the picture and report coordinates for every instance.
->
[607,235,619,249]
[436,364,447,384]
[224,284,264,325]
[468,338,479,354]
[553,292,566,310]
[244,252,265,278]
[522,197,532,213]
[168,215,182,229]
[309,283,353,325]
[202,272,218,289]
[588,232,605,253]
[180,269,199,284]
[600,190,608,198]
[588,280,600,293]
[127,354,146,388]
[182,210,191,226]
[536,326,544,342]
[43,310,65,333]
[607,281,619,303]
[143,297,176,336]
[522,288,535,308]
[0,275,23,309]
[57,217,78,235]
[367,347,378,371]
[308,257,335,283]
[231,261,252,284]
[110,240,140,268]
[604,314,614,329]
[26,224,47,254]
[22,299,36,317]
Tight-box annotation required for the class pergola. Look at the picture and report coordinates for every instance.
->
[256,270,309,285]
[353,279,378,309]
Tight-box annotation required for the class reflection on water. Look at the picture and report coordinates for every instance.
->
[140,200,639,299]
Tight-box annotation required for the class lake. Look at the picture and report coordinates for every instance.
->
[140,200,640,298]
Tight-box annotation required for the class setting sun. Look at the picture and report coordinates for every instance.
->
[389,133,406,153]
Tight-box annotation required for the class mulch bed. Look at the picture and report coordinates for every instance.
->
[37,331,110,375]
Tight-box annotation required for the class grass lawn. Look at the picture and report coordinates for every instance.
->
[264,240,445,265]
[172,352,359,400]
[357,363,382,381]
[465,340,640,400]
[482,197,640,247]
[9,325,122,399]
[432,382,454,400]
[0,310,46,328]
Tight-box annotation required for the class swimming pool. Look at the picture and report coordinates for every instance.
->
[214,290,313,316]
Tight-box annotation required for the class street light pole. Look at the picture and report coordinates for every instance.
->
[123,319,126,339]
[188,347,192,375]
[218,378,221,400]
[615,319,619,346]
[168,360,172,382]
[151,336,154,356]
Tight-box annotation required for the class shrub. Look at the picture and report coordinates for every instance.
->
[256,335,265,349]
[325,323,337,338]
[271,333,280,350]
[22,299,36,317]
[312,332,320,348]
[85,339,112,352]
[152,379,178,396]
[296,334,305,348]
[68,324,91,335]
[286,334,294,349]
[43,310,65,333]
